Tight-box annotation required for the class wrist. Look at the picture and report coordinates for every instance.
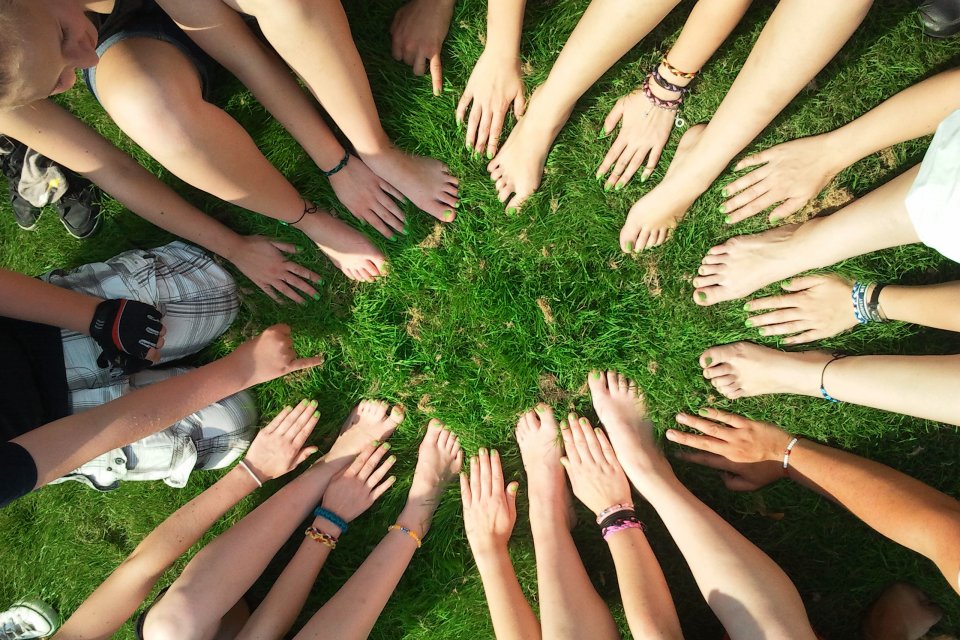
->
[821,127,864,174]
[481,40,521,62]
[311,516,343,538]
[469,538,510,560]
[215,232,247,264]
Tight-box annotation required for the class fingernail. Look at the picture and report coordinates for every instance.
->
[744,318,752,327]
[284,405,293,412]
[492,449,499,457]
[388,454,397,462]
[401,226,409,235]
[697,291,707,301]
[604,183,612,192]
[311,399,318,406]
[560,420,569,430]
[594,427,602,434]
[724,215,732,224]
[508,483,519,494]
[614,184,623,191]
[742,303,750,311]
[487,150,493,159]
[770,215,782,222]
[717,205,725,213]
[698,408,709,416]
[721,187,729,197]
[389,235,397,242]
[578,417,589,427]
[479,447,487,455]
[433,88,440,97]
[313,410,320,418]
[758,327,766,336]
[704,357,712,366]
[507,207,516,215]
[312,293,320,300]
[599,127,607,138]
[595,172,603,181]
[465,142,471,150]
[372,440,380,446]
[382,442,392,451]
[625,241,633,252]
[640,174,648,183]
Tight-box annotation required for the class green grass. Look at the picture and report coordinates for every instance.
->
[2,0,960,637]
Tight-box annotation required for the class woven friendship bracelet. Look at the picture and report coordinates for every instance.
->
[388,524,423,548]
[650,66,691,95]
[660,54,699,80]
[641,75,682,110]
[321,150,350,178]
[304,527,338,549]
[314,507,348,533]
[851,281,869,324]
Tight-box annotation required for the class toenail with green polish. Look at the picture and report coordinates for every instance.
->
[697,291,707,301]
[724,215,732,224]
[445,210,454,220]
[698,408,709,416]
[591,371,601,379]
[535,406,544,413]
[625,241,634,252]
[704,357,713,366]
[382,442,391,450]
[508,207,517,215]
[744,318,752,327]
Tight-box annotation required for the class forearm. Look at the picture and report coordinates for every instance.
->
[15,355,253,487]
[824,68,960,171]
[788,440,960,593]
[484,0,526,58]
[666,0,752,74]
[0,269,99,334]
[55,468,256,640]
[472,547,541,640]
[606,530,682,639]
[877,281,960,331]
[293,532,417,640]
[238,519,336,640]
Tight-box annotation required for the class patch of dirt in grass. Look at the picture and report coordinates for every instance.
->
[538,373,566,405]
[418,223,444,250]
[406,307,424,340]
[536,297,555,324]
[641,255,662,297]
[798,184,855,219]
[878,146,898,169]
[647,361,659,375]
[417,394,434,413]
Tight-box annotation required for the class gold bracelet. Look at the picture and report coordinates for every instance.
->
[304,527,338,549]
[387,524,422,549]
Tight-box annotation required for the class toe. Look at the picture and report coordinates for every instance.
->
[699,347,725,369]
[692,273,723,288]
[525,408,542,428]
[535,404,558,429]
[588,369,608,396]
[605,370,619,392]
[700,252,727,266]
[425,419,444,443]
[436,425,450,447]
[387,405,405,426]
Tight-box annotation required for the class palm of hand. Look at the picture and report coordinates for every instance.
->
[464,494,516,550]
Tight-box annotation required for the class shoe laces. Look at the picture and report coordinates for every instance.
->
[0,614,38,640]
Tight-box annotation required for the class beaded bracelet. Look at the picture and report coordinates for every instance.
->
[851,281,869,324]
[782,436,800,476]
[314,507,348,533]
[599,509,638,531]
[602,520,645,541]
[660,54,699,80]
[304,527,338,549]
[321,150,350,178]
[595,503,635,525]
[388,524,423,548]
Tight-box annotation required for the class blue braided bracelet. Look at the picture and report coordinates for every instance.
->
[314,507,348,533]
[322,151,350,178]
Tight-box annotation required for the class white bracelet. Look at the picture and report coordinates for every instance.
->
[782,437,800,472]
[238,459,263,488]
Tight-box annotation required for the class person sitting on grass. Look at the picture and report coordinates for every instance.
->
[668,408,955,639]
[461,370,821,639]
[137,415,461,640]
[0,319,324,508]
[0,241,261,497]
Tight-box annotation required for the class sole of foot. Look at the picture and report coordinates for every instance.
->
[618,123,706,253]
[693,221,810,306]
[362,148,459,223]
[323,400,404,465]
[699,342,833,400]
[487,93,567,212]
[515,404,576,529]
[862,583,943,640]
[588,370,668,478]
[297,210,387,282]
[397,419,463,536]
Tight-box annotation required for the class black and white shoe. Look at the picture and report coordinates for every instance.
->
[0,599,59,640]
[919,0,960,37]
[0,137,42,231]
[56,176,102,239]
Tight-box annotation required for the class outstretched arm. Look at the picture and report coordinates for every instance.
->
[14,324,322,490]
[0,268,99,335]
[671,409,960,594]
[54,406,320,640]
[722,68,960,223]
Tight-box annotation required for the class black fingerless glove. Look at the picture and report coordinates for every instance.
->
[88,299,163,374]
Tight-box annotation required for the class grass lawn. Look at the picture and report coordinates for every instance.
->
[3,0,960,637]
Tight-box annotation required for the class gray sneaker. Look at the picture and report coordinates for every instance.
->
[0,600,59,640]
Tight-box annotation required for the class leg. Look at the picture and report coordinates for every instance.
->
[862,583,944,640]
[699,342,960,425]
[488,0,681,210]
[515,405,620,640]
[693,165,921,305]
[96,39,385,281]
[143,401,404,640]
[292,420,462,640]
[620,0,874,252]
[229,0,460,222]
[589,371,817,639]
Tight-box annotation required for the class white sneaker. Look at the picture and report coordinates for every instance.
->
[0,600,59,640]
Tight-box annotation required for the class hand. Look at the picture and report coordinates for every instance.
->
[666,409,792,465]
[456,51,526,158]
[721,134,842,224]
[321,441,397,523]
[390,0,455,96]
[227,235,323,304]
[243,399,321,482]
[89,298,166,372]
[559,413,632,516]
[745,274,857,344]
[675,450,784,491]
[328,157,406,239]
[461,448,518,555]
[228,324,325,386]
[596,89,675,189]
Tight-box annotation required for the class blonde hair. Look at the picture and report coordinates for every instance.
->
[0,1,28,109]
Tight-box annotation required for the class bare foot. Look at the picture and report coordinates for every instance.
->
[692,221,813,306]
[396,419,463,536]
[862,583,943,640]
[296,209,387,283]
[323,400,404,465]
[487,93,568,211]
[699,342,833,400]
[361,147,459,223]
[588,370,669,477]
[515,404,576,528]
[618,123,707,253]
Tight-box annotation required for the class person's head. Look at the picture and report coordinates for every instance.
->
[0,0,99,110]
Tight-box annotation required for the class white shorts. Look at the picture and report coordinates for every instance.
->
[905,109,960,262]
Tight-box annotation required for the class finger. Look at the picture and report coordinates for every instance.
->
[664,428,724,455]
[475,108,493,154]
[478,447,492,496]
[617,146,649,188]
[270,240,299,254]
[782,329,822,345]
[683,407,744,428]
[256,281,282,303]
[145,347,161,364]
[465,102,482,152]
[757,319,809,337]
[412,54,427,76]
[490,449,504,491]
[726,191,782,225]
[675,450,738,472]
[430,55,442,96]
[276,399,312,436]
[597,137,627,179]
[293,407,321,447]
[577,417,605,463]
[748,308,801,328]
[505,481,519,516]
[602,100,625,137]
[283,273,319,300]
[594,428,619,466]
[364,211,395,239]
[733,149,772,172]
[347,442,378,476]
[559,417,580,463]
[377,190,406,223]
[605,146,637,190]
[781,274,828,292]
[470,455,480,498]
[456,91,473,125]
[379,179,404,203]
[672,412,729,440]
[367,452,397,486]
[460,472,472,507]
[287,262,324,289]
[745,293,796,313]
[288,354,326,374]
[374,204,405,236]
[724,474,764,492]
[274,280,306,305]
[294,446,319,466]
[359,444,391,479]
[569,413,590,458]
[371,475,397,501]
[639,142,665,184]
[767,198,804,223]
[487,107,507,158]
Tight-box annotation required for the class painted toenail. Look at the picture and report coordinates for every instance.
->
[704,357,712,366]
[382,442,391,450]
[445,210,454,220]
[698,408,709,416]
[625,241,633,252]
[744,318,752,327]
[717,205,725,213]
[591,371,601,379]
[508,207,517,215]
[697,291,707,301]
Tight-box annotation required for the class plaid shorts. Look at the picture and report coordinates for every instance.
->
[41,242,257,490]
